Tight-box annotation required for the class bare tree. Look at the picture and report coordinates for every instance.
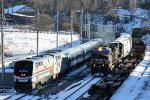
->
[32,14,53,31]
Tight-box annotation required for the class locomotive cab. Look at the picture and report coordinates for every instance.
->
[109,42,119,59]
[14,61,33,92]
[90,47,110,75]
[109,42,122,58]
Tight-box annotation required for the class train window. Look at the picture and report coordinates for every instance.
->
[35,63,38,67]
[40,61,43,66]
[14,61,33,77]
[134,40,141,45]
[98,59,108,64]
[50,69,53,74]
[35,61,43,67]
[50,70,51,74]
[109,43,118,48]
[58,56,61,59]
[55,57,57,60]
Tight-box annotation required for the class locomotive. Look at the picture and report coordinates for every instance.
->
[14,38,103,92]
[90,33,132,75]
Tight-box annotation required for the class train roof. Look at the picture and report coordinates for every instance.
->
[77,40,100,50]
[115,33,131,43]
[51,38,103,58]
[18,54,53,62]
[59,46,83,57]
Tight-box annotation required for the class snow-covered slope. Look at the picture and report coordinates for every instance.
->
[1,32,80,56]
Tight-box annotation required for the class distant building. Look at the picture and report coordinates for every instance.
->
[4,5,36,25]
[90,24,116,44]
[4,5,36,16]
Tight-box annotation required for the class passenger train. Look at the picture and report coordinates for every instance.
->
[90,33,132,75]
[14,38,103,92]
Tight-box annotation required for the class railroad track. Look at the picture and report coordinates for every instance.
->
[76,74,112,100]
[63,76,101,100]
[4,93,27,100]
[3,90,39,100]
[64,73,113,100]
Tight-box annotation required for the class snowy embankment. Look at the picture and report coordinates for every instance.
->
[1,32,80,56]
[115,8,149,33]
[0,31,80,67]
[111,34,150,100]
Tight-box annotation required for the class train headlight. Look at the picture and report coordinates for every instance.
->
[98,47,103,52]
[21,74,25,77]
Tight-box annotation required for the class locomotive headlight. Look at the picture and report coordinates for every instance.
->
[21,74,25,76]
[98,47,103,52]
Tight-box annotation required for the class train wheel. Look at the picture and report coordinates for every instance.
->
[57,74,59,78]
[47,77,52,83]
[56,74,58,78]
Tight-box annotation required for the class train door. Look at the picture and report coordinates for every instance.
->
[119,43,123,58]
[115,43,120,60]
[53,55,62,78]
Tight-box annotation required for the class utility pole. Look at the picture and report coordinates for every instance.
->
[11,0,13,13]
[0,0,5,93]
[56,10,59,49]
[84,13,87,41]
[37,10,39,55]
[80,2,83,44]
[87,12,91,41]
[71,11,73,47]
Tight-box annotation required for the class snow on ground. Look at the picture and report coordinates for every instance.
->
[0,93,12,100]
[132,8,149,19]
[142,34,150,46]
[67,64,88,77]
[115,8,149,33]
[1,31,80,56]
[123,18,142,33]
[20,95,40,100]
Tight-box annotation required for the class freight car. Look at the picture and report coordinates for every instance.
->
[132,28,146,60]
[14,38,103,92]
[90,33,132,75]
